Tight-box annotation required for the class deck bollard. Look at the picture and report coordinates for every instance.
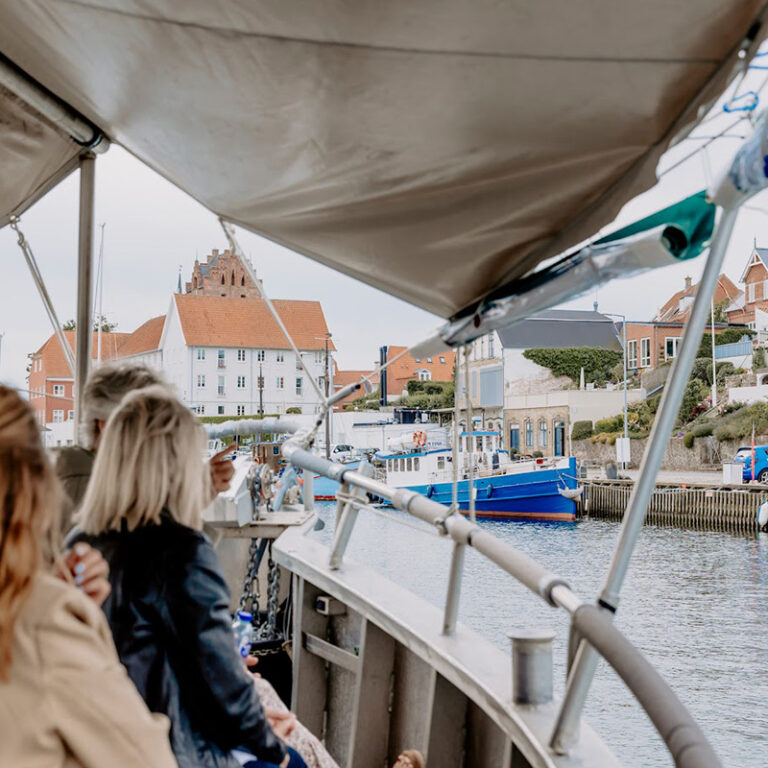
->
[508,629,556,705]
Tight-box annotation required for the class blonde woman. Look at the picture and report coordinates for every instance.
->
[0,386,177,768]
[74,386,302,768]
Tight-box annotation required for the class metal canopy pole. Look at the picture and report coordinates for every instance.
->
[74,154,96,444]
[9,217,75,375]
[550,206,739,754]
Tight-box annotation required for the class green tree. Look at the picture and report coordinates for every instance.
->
[61,315,118,332]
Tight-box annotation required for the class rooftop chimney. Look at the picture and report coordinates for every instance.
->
[684,276,692,290]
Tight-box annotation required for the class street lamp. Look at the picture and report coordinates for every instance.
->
[598,307,629,468]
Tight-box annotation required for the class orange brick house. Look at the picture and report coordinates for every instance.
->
[725,242,768,328]
[28,330,128,431]
[333,366,379,411]
[379,345,455,403]
[623,271,746,374]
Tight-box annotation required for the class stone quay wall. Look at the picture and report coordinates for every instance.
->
[572,434,768,472]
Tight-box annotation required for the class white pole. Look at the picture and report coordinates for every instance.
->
[710,299,717,408]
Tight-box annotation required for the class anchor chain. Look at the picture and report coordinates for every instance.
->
[264,544,281,640]
[238,538,262,615]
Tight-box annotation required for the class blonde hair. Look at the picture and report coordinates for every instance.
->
[78,386,208,535]
[80,362,166,449]
[0,386,61,680]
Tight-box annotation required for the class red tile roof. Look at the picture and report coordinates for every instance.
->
[173,295,335,350]
[118,315,166,357]
[656,274,740,322]
[385,346,455,395]
[32,331,130,379]
[333,369,379,409]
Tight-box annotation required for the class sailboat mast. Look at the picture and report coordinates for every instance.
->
[96,223,105,363]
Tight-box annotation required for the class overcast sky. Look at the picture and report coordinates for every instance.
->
[2,66,768,392]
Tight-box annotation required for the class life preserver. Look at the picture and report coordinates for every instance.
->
[413,431,427,447]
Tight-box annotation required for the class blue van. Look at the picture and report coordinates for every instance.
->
[733,446,768,482]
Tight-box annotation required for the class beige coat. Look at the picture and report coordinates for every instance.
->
[0,572,178,768]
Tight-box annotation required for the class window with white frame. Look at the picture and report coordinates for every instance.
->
[640,338,651,367]
[257,350,265,362]
[52,384,64,396]
[427,357,432,363]
[197,375,206,388]
[237,348,246,362]
[276,376,284,389]
[314,351,324,364]
[237,405,246,416]
[525,420,533,447]
[52,410,64,423]
[539,419,548,447]
[296,377,303,396]
[217,349,225,368]
[276,352,284,362]
[197,348,206,360]
[748,282,756,303]
[217,406,224,415]
[665,337,680,360]
[237,375,246,389]
[439,356,446,364]
[217,375,225,395]
[627,339,638,368]
[418,369,432,381]
[67,410,74,421]
[488,334,495,358]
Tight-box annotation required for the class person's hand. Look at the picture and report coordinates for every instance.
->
[57,543,111,606]
[208,443,236,501]
[279,753,291,768]
[267,709,296,740]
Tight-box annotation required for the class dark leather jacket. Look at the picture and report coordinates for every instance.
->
[70,515,285,768]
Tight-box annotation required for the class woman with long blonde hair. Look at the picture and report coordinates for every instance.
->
[0,385,177,768]
[74,385,302,768]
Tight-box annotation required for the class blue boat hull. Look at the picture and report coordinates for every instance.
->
[404,458,579,520]
[316,458,578,520]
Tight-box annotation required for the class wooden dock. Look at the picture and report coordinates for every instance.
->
[582,479,767,533]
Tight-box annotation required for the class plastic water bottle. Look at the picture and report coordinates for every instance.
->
[232,611,254,659]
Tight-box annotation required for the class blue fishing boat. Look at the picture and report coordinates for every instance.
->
[379,431,579,521]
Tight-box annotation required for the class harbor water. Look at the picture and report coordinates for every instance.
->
[311,504,768,767]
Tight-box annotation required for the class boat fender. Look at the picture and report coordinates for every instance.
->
[426,484,434,498]
[758,501,768,529]
[484,484,493,499]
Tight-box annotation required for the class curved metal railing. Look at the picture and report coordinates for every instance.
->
[281,440,722,768]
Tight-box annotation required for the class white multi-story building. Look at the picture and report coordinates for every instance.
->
[146,294,334,416]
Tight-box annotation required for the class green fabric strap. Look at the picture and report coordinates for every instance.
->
[594,191,715,260]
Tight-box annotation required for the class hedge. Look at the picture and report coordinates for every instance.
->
[571,420,594,440]
[522,347,622,384]
[198,413,279,424]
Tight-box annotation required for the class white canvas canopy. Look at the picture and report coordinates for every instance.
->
[0,1,766,318]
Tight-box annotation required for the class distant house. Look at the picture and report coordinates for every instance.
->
[378,345,455,402]
[28,329,133,446]
[28,294,336,444]
[623,272,745,374]
[726,242,768,331]
[333,366,379,411]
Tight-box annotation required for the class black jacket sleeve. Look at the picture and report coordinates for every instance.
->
[159,533,286,765]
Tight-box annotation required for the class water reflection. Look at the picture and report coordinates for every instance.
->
[311,505,768,768]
